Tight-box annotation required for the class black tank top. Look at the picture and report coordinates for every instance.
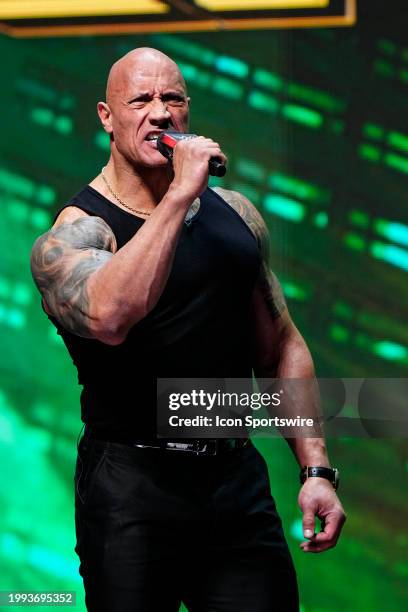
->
[48,186,261,437]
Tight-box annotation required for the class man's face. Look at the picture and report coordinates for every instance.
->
[102,54,189,169]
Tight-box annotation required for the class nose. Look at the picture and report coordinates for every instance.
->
[148,99,171,124]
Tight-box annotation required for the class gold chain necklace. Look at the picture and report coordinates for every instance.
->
[101,167,152,216]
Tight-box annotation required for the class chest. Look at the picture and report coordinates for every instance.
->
[110,190,260,306]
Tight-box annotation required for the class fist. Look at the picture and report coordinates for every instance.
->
[171,136,227,202]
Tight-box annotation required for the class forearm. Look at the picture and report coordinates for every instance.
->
[267,329,331,468]
[239,196,345,551]
[87,186,192,340]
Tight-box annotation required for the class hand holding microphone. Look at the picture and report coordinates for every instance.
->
[157,131,227,177]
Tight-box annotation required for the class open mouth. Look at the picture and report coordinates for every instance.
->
[145,132,164,148]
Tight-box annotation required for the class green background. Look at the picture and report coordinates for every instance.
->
[0,5,407,611]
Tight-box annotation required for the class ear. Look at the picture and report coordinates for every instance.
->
[186,97,191,130]
[97,101,113,134]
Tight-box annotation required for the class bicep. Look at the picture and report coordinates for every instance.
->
[30,215,117,338]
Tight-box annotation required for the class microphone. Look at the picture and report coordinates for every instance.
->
[157,131,227,177]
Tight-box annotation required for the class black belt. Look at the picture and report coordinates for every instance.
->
[86,428,249,456]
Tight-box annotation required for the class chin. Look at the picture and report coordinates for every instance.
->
[139,159,168,172]
[132,150,168,170]
[146,157,168,169]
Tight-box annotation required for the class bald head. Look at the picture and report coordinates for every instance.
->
[106,47,187,107]
[98,47,190,167]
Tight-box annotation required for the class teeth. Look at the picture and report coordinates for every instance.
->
[146,135,159,141]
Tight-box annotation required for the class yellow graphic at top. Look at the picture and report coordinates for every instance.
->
[0,0,355,37]
[0,0,169,19]
[196,0,329,9]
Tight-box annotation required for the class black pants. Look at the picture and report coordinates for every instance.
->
[74,434,299,612]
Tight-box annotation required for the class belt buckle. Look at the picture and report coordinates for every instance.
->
[165,442,194,452]
[164,440,218,456]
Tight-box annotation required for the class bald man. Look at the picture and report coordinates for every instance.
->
[31,48,345,611]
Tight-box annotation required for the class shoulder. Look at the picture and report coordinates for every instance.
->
[53,206,89,228]
[32,206,116,256]
[52,203,115,246]
[211,186,268,250]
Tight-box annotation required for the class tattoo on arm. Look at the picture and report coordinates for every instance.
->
[213,187,286,319]
[30,216,117,337]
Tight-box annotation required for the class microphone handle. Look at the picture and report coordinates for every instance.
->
[157,133,227,177]
[209,158,226,178]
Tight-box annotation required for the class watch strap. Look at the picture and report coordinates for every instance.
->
[300,466,339,490]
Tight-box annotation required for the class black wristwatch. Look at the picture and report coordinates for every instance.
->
[300,466,339,491]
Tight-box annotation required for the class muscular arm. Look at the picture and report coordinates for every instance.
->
[214,187,321,442]
[214,187,346,552]
[31,187,193,344]
[31,211,117,339]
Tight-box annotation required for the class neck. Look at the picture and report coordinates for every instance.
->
[101,157,172,211]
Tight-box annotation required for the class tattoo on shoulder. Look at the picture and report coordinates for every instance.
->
[212,187,266,249]
[213,187,286,319]
[30,216,117,337]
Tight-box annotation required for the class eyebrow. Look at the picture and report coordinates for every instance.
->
[127,92,151,103]
[127,91,186,103]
